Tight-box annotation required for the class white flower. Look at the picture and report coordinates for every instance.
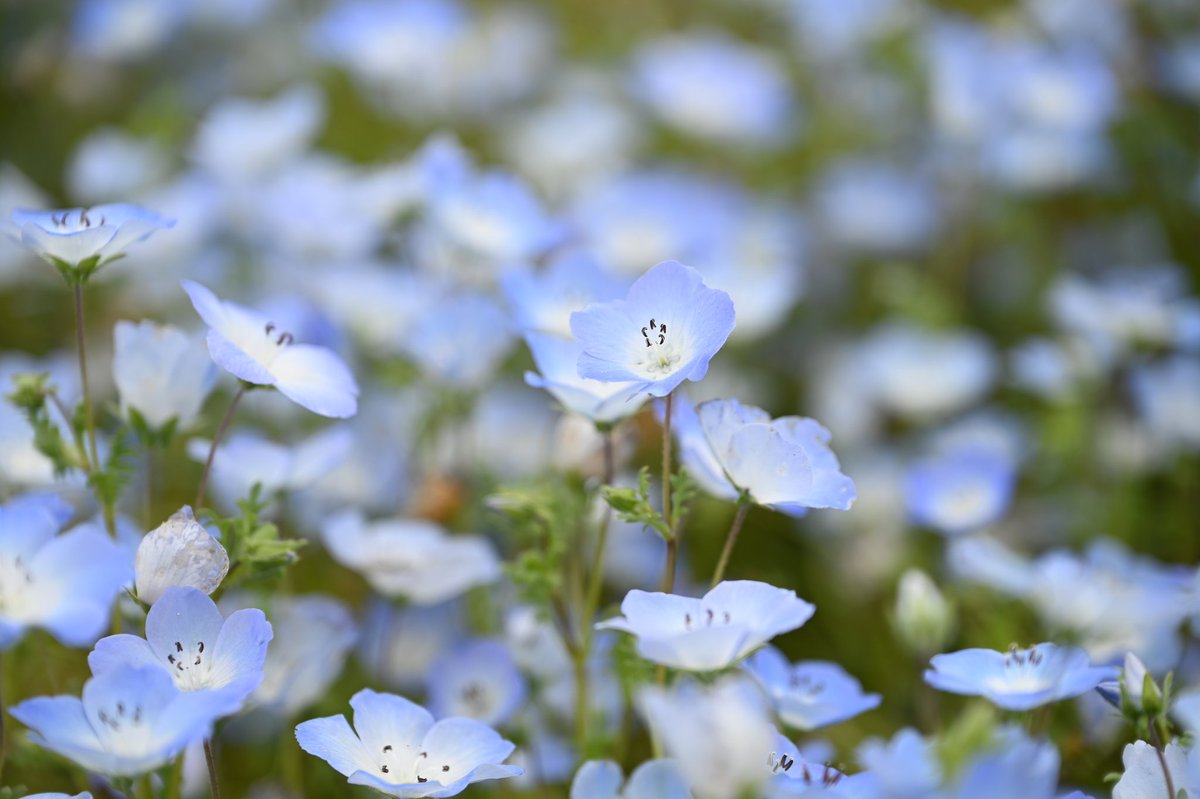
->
[1112,740,1200,799]
[10,204,174,274]
[322,510,501,605]
[113,321,216,432]
[134,506,229,605]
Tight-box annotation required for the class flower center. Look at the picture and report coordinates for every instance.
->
[0,555,35,615]
[990,644,1052,692]
[93,695,154,756]
[377,746,454,785]
[637,318,682,376]
[50,209,107,232]
[682,607,733,630]
[767,751,796,774]
[788,673,826,698]
[164,638,211,691]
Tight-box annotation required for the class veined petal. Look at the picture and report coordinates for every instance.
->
[270,344,359,418]
[296,714,374,778]
[206,608,272,690]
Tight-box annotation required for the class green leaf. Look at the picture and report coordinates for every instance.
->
[601,466,670,538]
[5,372,86,475]
[210,485,305,589]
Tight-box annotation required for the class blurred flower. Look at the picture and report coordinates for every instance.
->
[186,427,352,510]
[904,447,1017,535]
[949,726,1062,799]
[10,665,226,777]
[597,580,815,671]
[571,260,735,398]
[182,279,359,418]
[570,759,691,799]
[402,292,514,390]
[892,569,955,656]
[744,646,880,731]
[684,397,856,513]
[308,265,433,359]
[426,638,525,727]
[1129,356,1200,451]
[1112,740,1200,799]
[10,204,174,280]
[429,171,561,263]
[638,676,775,799]
[72,0,184,61]
[0,493,131,650]
[90,586,272,712]
[784,0,910,59]
[295,688,523,796]
[630,33,795,147]
[766,727,867,797]
[857,728,942,797]
[191,86,325,184]
[134,506,228,605]
[112,320,216,433]
[523,332,645,426]
[1173,689,1200,735]
[67,128,170,204]
[502,251,626,338]
[924,642,1116,710]
[322,510,500,604]
[360,600,463,692]
[813,160,939,254]
[0,354,81,489]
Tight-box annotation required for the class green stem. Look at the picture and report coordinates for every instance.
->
[165,752,183,799]
[73,283,115,536]
[710,500,750,588]
[204,738,221,799]
[659,393,676,593]
[195,385,246,510]
[1148,720,1176,799]
[0,652,6,782]
[136,772,155,799]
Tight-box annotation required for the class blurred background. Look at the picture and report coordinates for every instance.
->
[1,0,1199,795]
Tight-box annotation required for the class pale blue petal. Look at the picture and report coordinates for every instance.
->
[624,759,691,799]
[570,760,623,799]
[206,608,272,689]
[296,714,373,778]
[88,634,159,674]
[350,689,435,753]
[271,344,359,418]
[145,587,225,666]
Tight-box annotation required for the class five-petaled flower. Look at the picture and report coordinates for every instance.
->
[9,204,174,283]
[924,642,1117,710]
[182,279,359,418]
[570,260,735,397]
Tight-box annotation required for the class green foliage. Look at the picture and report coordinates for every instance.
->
[211,485,305,590]
[88,426,135,512]
[490,479,583,607]
[5,372,86,475]
[48,253,120,286]
[611,628,657,692]
[936,703,998,778]
[603,466,670,538]
[127,406,179,449]
[668,468,699,531]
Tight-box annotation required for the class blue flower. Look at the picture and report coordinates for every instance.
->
[88,586,272,713]
[744,646,880,731]
[570,260,735,397]
[402,292,514,390]
[924,643,1116,710]
[676,397,856,513]
[426,638,526,728]
[904,447,1016,535]
[10,204,174,278]
[112,320,216,432]
[597,580,815,671]
[0,493,132,650]
[950,726,1062,799]
[182,280,359,418]
[295,688,523,797]
[501,250,627,338]
[570,759,692,799]
[523,332,646,425]
[9,664,229,777]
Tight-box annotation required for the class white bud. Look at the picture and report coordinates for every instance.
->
[135,506,229,604]
[894,568,955,656]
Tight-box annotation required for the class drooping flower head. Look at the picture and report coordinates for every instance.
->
[597,580,815,671]
[182,279,359,418]
[570,260,735,397]
[9,203,174,282]
[10,664,229,777]
[924,642,1117,710]
[295,688,523,797]
[0,493,132,650]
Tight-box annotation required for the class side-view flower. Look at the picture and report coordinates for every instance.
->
[9,204,174,282]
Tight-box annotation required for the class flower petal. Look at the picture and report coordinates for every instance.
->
[270,344,359,418]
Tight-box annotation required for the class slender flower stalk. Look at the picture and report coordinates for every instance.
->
[1146,720,1176,799]
[73,284,116,535]
[205,738,221,799]
[710,497,751,588]
[195,385,247,510]
[659,393,675,593]
[0,652,6,782]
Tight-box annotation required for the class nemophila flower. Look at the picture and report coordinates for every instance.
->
[0,494,131,650]
[688,398,856,513]
[361,600,464,692]
[234,593,356,718]
[9,204,174,281]
[89,586,272,711]
[68,128,170,204]
[950,726,1061,799]
[813,160,939,255]
[524,332,646,426]
[1174,689,1200,734]
[766,728,871,798]
[570,759,692,799]
[501,250,627,337]
[186,427,352,511]
[426,638,526,727]
[402,293,514,390]
[924,643,1116,710]
[570,260,735,398]
[430,170,562,263]
[191,85,325,183]
[134,506,228,605]
[638,677,775,799]
[1130,356,1200,451]
[1113,741,1200,799]
[744,646,880,731]
[182,280,359,418]
[630,33,794,147]
[295,688,523,797]
[904,447,1017,535]
[597,580,815,671]
[857,728,942,797]
[112,320,216,434]
[322,510,500,605]
[9,664,227,777]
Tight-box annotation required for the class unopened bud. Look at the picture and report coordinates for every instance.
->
[135,506,229,604]
[893,568,955,656]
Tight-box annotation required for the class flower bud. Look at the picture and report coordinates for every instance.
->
[135,506,229,604]
[1120,652,1163,718]
[893,568,955,656]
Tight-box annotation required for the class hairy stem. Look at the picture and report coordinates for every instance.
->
[195,385,246,510]
[710,500,750,588]
[659,393,676,593]
[204,738,221,799]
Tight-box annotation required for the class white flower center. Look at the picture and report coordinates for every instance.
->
[376,745,455,786]
[93,696,154,756]
[787,673,826,699]
[682,606,733,630]
[0,554,36,618]
[636,317,682,376]
[988,645,1053,693]
[164,637,214,692]
[247,321,294,367]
